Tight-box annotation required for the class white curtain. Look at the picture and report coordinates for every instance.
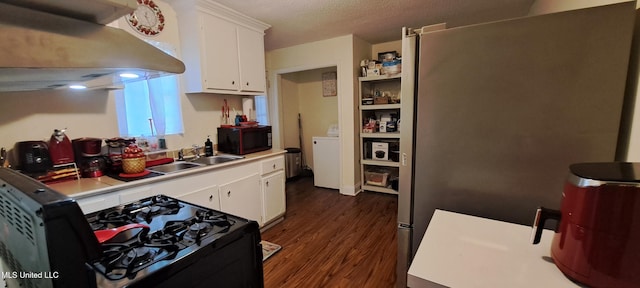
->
[115,41,183,137]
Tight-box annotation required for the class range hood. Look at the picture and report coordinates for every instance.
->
[0,0,186,92]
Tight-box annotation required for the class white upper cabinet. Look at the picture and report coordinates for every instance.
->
[170,0,270,95]
[201,13,241,91]
[236,25,266,92]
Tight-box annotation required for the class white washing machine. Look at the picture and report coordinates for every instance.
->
[312,136,340,189]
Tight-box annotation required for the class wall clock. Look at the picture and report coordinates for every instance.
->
[126,0,165,36]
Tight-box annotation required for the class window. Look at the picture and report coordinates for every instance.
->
[254,95,269,125]
[115,41,183,137]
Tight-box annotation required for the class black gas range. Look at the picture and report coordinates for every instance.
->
[0,168,264,288]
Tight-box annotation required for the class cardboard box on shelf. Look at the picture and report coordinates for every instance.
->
[372,142,389,160]
[374,96,390,104]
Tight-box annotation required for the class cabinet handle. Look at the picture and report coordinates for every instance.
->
[232,81,235,85]
[266,181,269,187]
[246,82,250,86]
[209,195,213,201]
[227,191,231,197]
[273,164,276,169]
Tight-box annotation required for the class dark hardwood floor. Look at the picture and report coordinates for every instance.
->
[261,176,398,288]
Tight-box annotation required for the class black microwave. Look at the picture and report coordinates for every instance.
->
[217,125,272,155]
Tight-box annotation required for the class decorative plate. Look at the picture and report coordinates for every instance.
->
[126,0,165,36]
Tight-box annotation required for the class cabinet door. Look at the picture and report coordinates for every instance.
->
[262,170,285,224]
[201,13,240,91]
[237,25,266,93]
[177,185,220,211]
[219,173,262,225]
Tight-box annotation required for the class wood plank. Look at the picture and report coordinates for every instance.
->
[262,176,398,287]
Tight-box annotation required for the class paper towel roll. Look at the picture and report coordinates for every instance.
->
[242,98,254,120]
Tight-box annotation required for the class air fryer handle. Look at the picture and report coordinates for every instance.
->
[531,206,561,244]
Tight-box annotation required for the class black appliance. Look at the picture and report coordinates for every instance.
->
[218,125,272,155]
[15,140,52,173]
[0,167,264,288]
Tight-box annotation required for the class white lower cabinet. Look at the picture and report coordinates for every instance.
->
[74,154,286,228]
[176,185,220,211]
[76,193,120,214]
[219,173,262,225]
[262,170,285,224]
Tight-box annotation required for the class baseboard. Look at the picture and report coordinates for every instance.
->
[340,182,361,196]
[260,216,284,232]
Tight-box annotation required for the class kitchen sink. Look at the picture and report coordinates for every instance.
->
[189,155,244,165]
[147,161,204,174]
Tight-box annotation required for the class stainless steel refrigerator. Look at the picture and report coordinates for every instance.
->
[396,1,637,287]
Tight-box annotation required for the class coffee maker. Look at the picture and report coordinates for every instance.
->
[72,138,106,178]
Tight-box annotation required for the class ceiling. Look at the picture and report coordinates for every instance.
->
[213,0,536,51]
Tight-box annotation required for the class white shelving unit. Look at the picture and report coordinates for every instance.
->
[358,74,402,194]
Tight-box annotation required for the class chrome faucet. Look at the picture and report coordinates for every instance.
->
[177,149,184,161]
[192,145,202,159]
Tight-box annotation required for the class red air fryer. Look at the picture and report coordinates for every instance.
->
[533,162,640,288]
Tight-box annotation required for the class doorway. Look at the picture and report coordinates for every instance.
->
[280,66,338,173]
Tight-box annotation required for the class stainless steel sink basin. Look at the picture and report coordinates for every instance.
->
[190,155,244,165]
[148,161,204,174]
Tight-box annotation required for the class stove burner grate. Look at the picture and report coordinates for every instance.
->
[90,210,135,230]
[96,241,176,281]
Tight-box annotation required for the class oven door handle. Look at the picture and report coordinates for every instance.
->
[94,223,150,243]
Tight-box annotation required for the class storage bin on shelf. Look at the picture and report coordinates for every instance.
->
[365,170,389,187]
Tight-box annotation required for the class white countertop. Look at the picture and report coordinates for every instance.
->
[408,210,583,288]
[47,149,286,199]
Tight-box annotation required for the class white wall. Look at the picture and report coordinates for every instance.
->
[372,40,402,61]
[280,74,301,149]
[352,37,379,190]
[266,35,365,195]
